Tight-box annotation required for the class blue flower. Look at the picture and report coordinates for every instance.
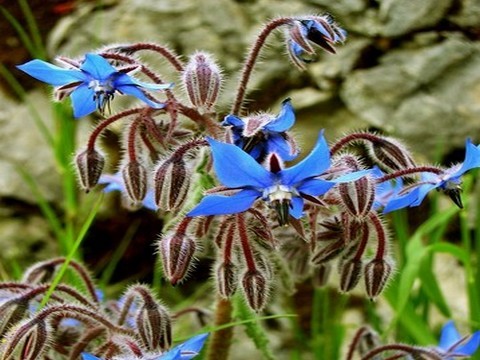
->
[187,132,368,225]
[436,321,480,358]
[17,53,173,118]
[81,333,209,360]
[222,98,298,161]
[384,139,480,213]
[98,172,157,210]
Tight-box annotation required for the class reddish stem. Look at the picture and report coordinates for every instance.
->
[236,213,257,272]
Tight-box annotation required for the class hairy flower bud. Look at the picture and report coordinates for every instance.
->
[0,298,28,337]
[3,319,49,360]
[122,161,148,204]
[75,148,105,192]
[154,157,190,211]
[135,301,172,351]
[339,259,363,293]
[215,261,238,298]
[312,264,332,287]
[367,136,416,173]
[364,259,393,299]
[242,270,269,312]
[338,175,375,218]
[311,239,345,265]
[158,231,196,285]
[182,51,222,111]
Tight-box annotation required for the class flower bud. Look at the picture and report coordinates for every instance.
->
[312,264,332,287]
[311,239,345,265]
[339,259,363,293]
[182,51,222,111]
[154,157,190,211]
[338,175,375,218]
[122,161,148,204]
[367,136,416,173]
[215,261,238,298]
[75,148,105,192]
[242,270,269,312]
[136,301,172,351]
[0,298,28,337]
[158,231,196,285]
[3,320,49,360]
[364,259,393,299]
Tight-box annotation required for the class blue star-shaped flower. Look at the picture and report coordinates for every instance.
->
[436,321,480,358]
[187,132,368,225]
[17,53,173,118]
[384,139,480,213]
[222,98,297,161]
[81,333,209,360]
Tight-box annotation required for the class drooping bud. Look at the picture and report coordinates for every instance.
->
[364,258,393,299]
[215,261,238,298]
[312,264,332,287]
[182,51,222,111]
[2,319,49,360]
[135,300,172,351]
[154,157,190,211]
[122,161,148,204]
[0,298,28,337]
[338,175,375,218]
[339,259,363,293]
[75,148,105,192]
[158,231,196,285]
[311,239,345,265]
[242,270,269,312]
[367,136,416,173]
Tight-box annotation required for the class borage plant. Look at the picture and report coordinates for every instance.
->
[11,11,480,360]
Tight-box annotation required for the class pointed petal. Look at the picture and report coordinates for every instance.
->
[17,59,85,86]
[117,84,166,109]
[115,73,174,90]
[453,139,480,177]
[207,138,273,188]
[265,98,296,132]
[281,131,330,186]
[81,53,116,80]
[298,178,335,196]
[176,333,209,359]
[156,347,182,360]
[267,134,297,161]
[70,84,96,117]
[410,183,437,207]
[455,330,480,355]
[222,114,245,128]
[331,169,372,183]
[439,321,460,350]
[289,196,304,219]
[81,354,102,360]
[383,188,419,213]
[187,189,260,216]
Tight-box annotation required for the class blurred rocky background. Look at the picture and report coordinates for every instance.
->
[1,0,479,274]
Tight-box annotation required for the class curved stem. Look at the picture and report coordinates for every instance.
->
[376,166,444,183]
[231,17,293,116]
[361,344,442,360]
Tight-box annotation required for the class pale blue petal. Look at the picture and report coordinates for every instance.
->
[297,178,335,196]
[439,321,461,350]
[331,169,372,183]
[115,73,174,91]
[265,99,295,132]
[453,139,480,178]
[289,196,304,219]
[281,131,330,186]
[117,84,166,109]
[176,333,209,359]
[383,188,419,213]
[81,354,102,360]
[70,84,96,117]
[308,20,333,39]
[207,138,273,188]
[222,114,244,128]
[98,173,124,192]
[17,60,85,86]
[156,348,182,360]
[267,134,297,161]
[455,330,480,355]
[187,189,260,217]
[81,53,116,80]
[410,183,437,207]
[142,191,158,211]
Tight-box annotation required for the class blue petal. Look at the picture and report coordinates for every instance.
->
[281,131,330,186]
[156,348,182,360]
[410,183,437,207]
[331,169,372,183]
[383,188,419,213]
[70,84,97,117]
[115,73,174,91]
[439,321,461,350]
[289,196,304,219]
[455,330,480,355]
[266,134,297,161]
[307,20,333,39]
[142,191,158,210]
[265,99,295,132]
[452,139,480,178]
[81,354,102,360]
[187,189,260,217]
[222,114,244,128]
[297,178,335,196]
[17,59,85,86]
[207,138,273,188]
[117,83,166,109]
[176,333,209,359]
[81,53,116,80]
[98,173,124,192]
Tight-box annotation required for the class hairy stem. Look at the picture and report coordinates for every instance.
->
[206,296,234,360]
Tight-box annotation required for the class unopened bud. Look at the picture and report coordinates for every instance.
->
[122,161,148,203]
[158,231,196,285]
[317,217,343,242]
[367,136,416,173]
[311,239,345,265]
[339,259,363,293]
[182,51,222,111]
[364,259,393,299]
[154,158,190,211]
[136,301,172,351]
[242,270,269,312]
[215,261,238,298]
[0,298,28,337]
[75,148,105,192]
[2,320,49,360]
[312,264,332,287]
[338,175,375,218]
